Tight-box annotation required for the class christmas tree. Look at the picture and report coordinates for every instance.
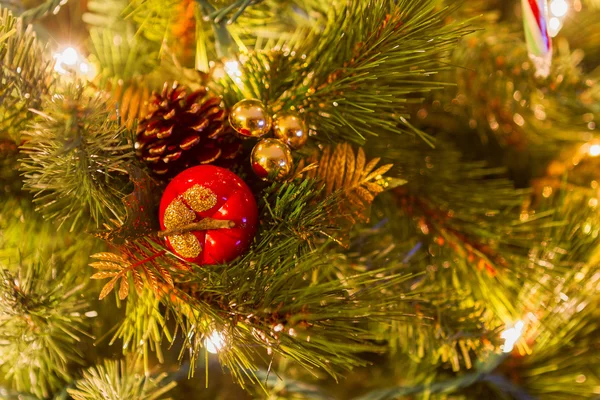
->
[1,0,599,398]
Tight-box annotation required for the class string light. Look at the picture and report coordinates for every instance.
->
[500,320,524,353]
[212,58,245,91]
[548,17,561,35]
[550,0,569,17]
[548,0,569,37]
[204,330,226,354]
[589,144,600,157]
[224,60,241,79]
[53,46,96,79]
[572,141,600,166]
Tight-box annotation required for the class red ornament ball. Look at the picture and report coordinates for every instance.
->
[159,165,258,265]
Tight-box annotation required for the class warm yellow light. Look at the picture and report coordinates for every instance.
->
[224,60,241,77]
[500,320,524,353]
[204,330,226,354]
[550,0,569,17]
[61,47,78,65]
[53,46,96,79]
[589,144,600,157]
[54,47,78,74]
[212,59,244,90]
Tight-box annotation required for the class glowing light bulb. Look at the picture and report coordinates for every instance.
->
[54,47,81,74]
[204,330,226,354]
[53,46,97,79]
[589,144,600,157]
[224,60,241,77]
[500,320,524,353]
[550,0,569,17]
[548,17,562,37]
[61,47,78,65]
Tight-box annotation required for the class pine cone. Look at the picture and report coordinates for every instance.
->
[135,82,242,177]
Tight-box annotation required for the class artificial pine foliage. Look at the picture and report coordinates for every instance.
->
[67,358,177,400]
[20,84,134,231]
[1,1,600,399]
[0,7,52,141]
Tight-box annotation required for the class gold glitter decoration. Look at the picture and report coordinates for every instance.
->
[273,111,308,149]
[183,184,217,213]
[169,233,202,259]
[164,198,196,229]
[163,185,218,259]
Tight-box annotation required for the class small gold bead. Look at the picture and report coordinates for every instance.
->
[273,111,308,149]
[250,138,293,181]
[229,99,272,138]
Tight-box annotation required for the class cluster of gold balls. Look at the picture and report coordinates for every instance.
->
[229,98,308,181]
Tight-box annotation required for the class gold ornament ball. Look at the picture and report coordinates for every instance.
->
[251,138,293,181]
[273,111,308,149]
[229,99,272,138]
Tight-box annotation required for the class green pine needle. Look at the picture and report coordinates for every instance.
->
[68,358,177,400]
[218,0,472,145]
[0,258,90,398]
[20,84,135,232]
[0,7,53,141]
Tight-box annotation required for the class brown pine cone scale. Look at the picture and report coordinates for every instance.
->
[135,82,241,177]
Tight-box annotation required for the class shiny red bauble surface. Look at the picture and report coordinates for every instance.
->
[159,165,258,265]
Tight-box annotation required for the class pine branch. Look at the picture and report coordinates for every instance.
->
[68,357,176,400]
[421,28,600,152]
[0,388,40,400]
[20,84,135,232]
[0,260,90,398]
[84,0,166,85]
[351,136,598,376]
[508,299,600,399]
[0,7,53,141]
[197,0,236,59]
[330,195,502,374]
[489,191,600,399]
[82,0,126,28]
[256,369,334,400]
[260,179,344,247]
[110,289,172,367]
[124,0,180,45]
[109,180,422,385]
[561,7,600,70]
[355,353,511,400]
[19,0,66,24]
[200,0,258,24]
[88,24,161,82]
[338,163,600,398]
[356,170,600,393]
[170,251,420,386]
[217,0,471,145]
[0,198,102,398]
[368,134,563,323]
